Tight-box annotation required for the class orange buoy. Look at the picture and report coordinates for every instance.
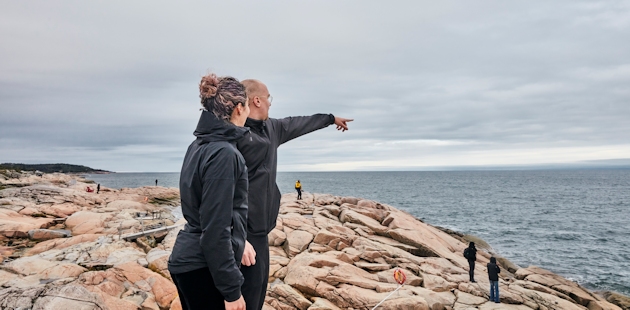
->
[393,268,406,285]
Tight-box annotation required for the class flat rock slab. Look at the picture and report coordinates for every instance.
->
[354,261,391,272]
[28,229,70,241]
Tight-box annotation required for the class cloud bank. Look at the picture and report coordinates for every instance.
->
[1,1,629,171]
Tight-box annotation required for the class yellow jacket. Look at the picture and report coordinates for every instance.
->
[295,181,301,189]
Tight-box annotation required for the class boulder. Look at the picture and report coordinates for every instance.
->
[603,291,630,310]
[146,249,171,279]
[354,261,391,272]
[26,234,102,256]
[0,209,54,237]
[331,284,429,309]
[269,228,287,246]
[423,273,458,292]
[31,285,103,310]
[455,290,487,306]
[79,262,177,309]
[339,209,389,235]
[267,283,312,310]
[309,297,342,310]
[44,202,82,217]
[3,256,86,279]
[284,230,314,257]
[65,211,114,235]
[0,286,47,310]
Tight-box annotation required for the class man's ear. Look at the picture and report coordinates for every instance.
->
[254,96,262,108]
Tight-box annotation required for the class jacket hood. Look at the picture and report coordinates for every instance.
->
[490,257,496,263]
[194,110,249,143]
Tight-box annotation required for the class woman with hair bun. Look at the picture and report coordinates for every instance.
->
[168,73,250,310]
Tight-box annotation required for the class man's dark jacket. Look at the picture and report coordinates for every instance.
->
[237,114,334,236]
[487,260,501,281]
[464,246,477,262]
[168,111,249,302]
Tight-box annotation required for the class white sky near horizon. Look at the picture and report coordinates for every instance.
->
[1,1,630,172]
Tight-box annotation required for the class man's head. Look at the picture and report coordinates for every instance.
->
[242,79,272,120]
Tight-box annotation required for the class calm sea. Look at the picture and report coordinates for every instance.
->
[86,169,630,295]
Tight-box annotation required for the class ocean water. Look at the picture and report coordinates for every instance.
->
[86,169,630,295]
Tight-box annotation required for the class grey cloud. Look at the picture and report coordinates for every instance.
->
[1,1,630,171]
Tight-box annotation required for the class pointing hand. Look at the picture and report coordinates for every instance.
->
[334,117,353,132]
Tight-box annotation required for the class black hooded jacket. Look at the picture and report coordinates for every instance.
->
[168,111,249,302]
[487,257,501,281]
[236,114,334,236]
[464,244,477,262]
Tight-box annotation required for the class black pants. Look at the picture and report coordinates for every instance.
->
[468,260,476,281]
[241,234,270,310]
[296,188,302,199]
[171,268,226,310]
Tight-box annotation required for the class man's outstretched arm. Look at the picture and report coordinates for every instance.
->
[271,114,353,145]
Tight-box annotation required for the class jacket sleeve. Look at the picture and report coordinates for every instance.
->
[199,148,243,302]
[270,114,335,145]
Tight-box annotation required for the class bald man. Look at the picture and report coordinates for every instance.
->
[236,79,352,310]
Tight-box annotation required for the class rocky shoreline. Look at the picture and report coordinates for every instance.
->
[0,170,628,310]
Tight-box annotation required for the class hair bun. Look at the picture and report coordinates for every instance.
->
[199,74,220,100]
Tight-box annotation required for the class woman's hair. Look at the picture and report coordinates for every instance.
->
[199,73,247,121]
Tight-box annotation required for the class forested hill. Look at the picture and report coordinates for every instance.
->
[0,163,111,173]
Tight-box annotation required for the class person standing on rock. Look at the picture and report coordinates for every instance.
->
[236,79,353,310]
[168,73,250,310]
[155,179,158,186]
[295,180,302,200]
[464,242,477,282]
[97,184,100,194]
[487,257,501,303]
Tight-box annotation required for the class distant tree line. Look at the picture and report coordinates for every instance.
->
[0,163,111,173]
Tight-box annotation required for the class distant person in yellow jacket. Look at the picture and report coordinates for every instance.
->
[295,180,302,200]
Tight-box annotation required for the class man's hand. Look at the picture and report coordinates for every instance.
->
[334,117,353,132]
[225,296,246,310]
[241,240,256,266]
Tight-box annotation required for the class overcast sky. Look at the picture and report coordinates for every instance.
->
[1,1,629,172]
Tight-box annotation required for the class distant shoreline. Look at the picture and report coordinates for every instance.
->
[0,163,112,174]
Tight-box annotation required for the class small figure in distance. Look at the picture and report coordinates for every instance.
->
[295,180,302,200]
[487,257,501,303]
[97,184,100,194]
[463,242,477,282]
[155,179,158,187]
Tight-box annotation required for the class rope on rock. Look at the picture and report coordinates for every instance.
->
[371,268,407,310]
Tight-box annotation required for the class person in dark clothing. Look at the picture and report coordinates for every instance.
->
[487,257,501,303]
[168,73,250,310]
[236,79,353,310]
[155,179,158,186]
[295,180,302,200]
[463,242,477,282]
[96,184,100,194]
